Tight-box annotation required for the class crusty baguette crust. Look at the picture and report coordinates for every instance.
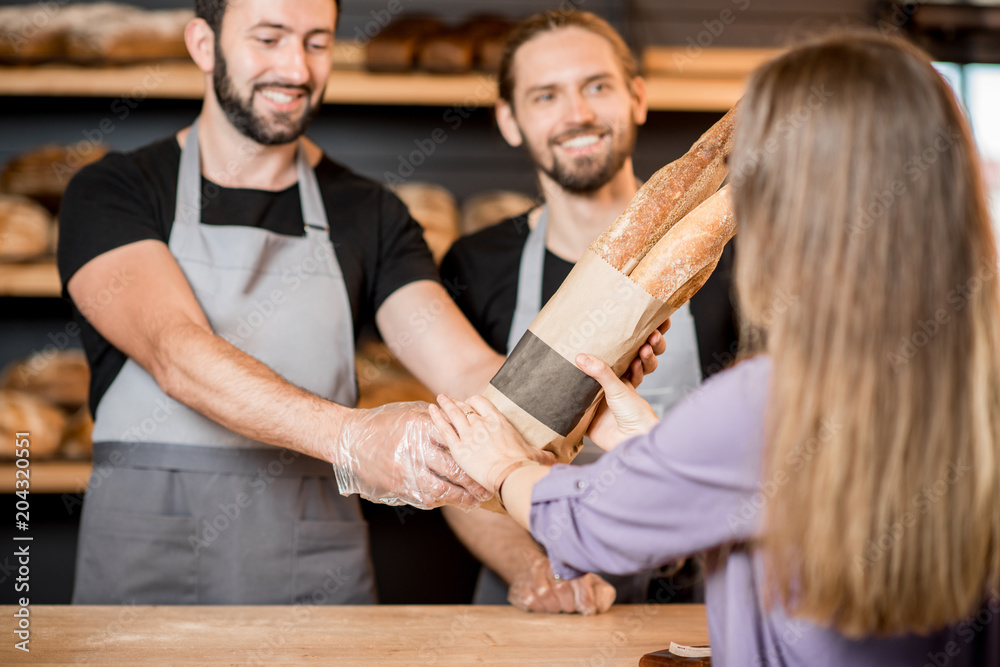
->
[591,103,738,274]
[629,185,736,304]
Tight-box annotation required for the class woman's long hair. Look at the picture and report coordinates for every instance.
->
[732,33,1000,636]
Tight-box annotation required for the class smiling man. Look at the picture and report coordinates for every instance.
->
[55,0,519,605]
[439,11,738,614]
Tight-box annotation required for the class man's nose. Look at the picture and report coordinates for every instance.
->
[565,91,597,125]
[275,41,311,86]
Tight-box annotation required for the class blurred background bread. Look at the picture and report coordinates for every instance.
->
[1,349,90,411]
[392,181,460,264]
[0,389,67,459]
[460,190,537,236]
[0,193,53,260]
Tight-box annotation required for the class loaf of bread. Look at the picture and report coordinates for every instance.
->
[475,21,514,73]
[0,194,53,259]
[460,190,537,235]
[64,8,192,63]
[418,18,511,74]
[0,4,67,63]
[629,185,735,305]
[0,390,67,459]
[366,17,443,72]
[391,182,460,264]
[61,407,93,460]
[592,104,737,274]
[0,349,90,410]
[1,142,109,212]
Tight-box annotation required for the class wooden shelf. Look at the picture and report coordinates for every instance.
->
[0,62,745,111]
[0,259,60,297]
[0,460,90,494]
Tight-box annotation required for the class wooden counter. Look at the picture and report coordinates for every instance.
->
[0,604,708,665]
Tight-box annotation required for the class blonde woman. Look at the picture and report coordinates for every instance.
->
[430,33,1000,665]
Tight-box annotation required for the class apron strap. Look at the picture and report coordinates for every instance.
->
[507,205,549,353]
[174,118,328,233]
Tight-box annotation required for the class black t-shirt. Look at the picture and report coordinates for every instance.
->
[59,137,438,415]
[440,210,739,378]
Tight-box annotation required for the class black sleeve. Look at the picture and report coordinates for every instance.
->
[57,153,164,296]
[439,241,479,322]
[370,187,440,312]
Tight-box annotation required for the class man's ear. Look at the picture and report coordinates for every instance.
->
[630,76,649,127]
[185,18,216,74]
[495,99,524,148]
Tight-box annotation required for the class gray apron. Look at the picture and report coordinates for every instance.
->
[474,205,703,605]
[73,120,375,605]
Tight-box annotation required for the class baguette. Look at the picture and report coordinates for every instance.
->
[591,103,737,274]
[629,185,735,305]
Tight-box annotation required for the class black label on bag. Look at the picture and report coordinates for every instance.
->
[490,331,601,436]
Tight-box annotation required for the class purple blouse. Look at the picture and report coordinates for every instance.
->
[530,356,1000,666]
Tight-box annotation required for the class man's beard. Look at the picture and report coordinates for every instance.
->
[531,119,637,194]
[212,42,323,146]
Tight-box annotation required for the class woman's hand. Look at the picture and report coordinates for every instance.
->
[430,395,555,494]
[578,354,660,451]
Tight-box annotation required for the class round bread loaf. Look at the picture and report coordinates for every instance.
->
[460,190,537,236]
[0,194,54,259]
[1,349,90,410]
[0,390,67,459]
[61,408,94,460]
[1,142,110,212]
[391,182,460,264]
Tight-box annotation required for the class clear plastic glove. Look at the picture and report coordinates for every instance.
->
[333,401,492,510]
[509,557,616,616]
[578,354,660,451]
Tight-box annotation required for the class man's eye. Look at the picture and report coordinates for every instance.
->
[307,40,331,51]
[535,93,553,103]
[256,37,277,46]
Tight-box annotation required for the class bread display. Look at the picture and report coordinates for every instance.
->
[592,104,738,274]
[391,182,460,264]
[0,194,54,260]
[64,8,192,63]
[418,18,512,74]
[366,17,444,72]
[0,4,65,62]
[0,3,192,64]
[1,141,110,212]
[0,389,67,459]
[1,349,90,410]
[460,190,537,235]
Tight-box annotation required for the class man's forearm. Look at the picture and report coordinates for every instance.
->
[442,505,546,584]
[153,321,351,462]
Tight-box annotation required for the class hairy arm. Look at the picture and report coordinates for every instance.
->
[68,239,350,461]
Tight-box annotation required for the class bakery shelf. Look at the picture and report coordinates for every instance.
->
[643,46,785,78]
[0,259,60,297]
[0,460,90,494]
[0,63,745,111]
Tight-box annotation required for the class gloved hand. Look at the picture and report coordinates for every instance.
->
[508,556,616,615]
[333,401,492,510]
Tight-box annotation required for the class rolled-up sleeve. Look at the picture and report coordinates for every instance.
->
[530,356,771,581]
